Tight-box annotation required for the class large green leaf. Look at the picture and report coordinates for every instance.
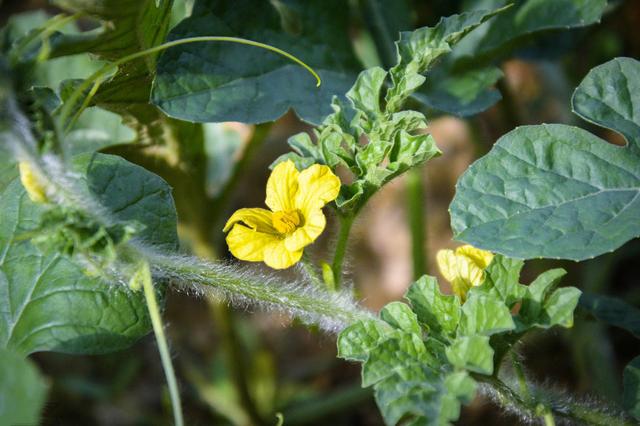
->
[580,292,640,339]
[0,151,177,355]
[415,0,607,116]
[0,349,48,425]
[152,0,359,125]
[451,57,640,260]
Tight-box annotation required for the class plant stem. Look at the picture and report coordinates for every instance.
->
[140,262,184,426]
[406,168,427,279]
[478,375,633,426]
[331,213,355,290]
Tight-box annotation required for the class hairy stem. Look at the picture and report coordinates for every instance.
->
[140,261,184,426]
[147,250,372,332]
[478,375,633,426]
[406,168,427,279]
[331,214,355,290]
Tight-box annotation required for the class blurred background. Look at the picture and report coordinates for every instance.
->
[2,0,640,424]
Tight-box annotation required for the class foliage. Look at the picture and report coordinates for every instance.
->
[0,349,48,424]
[0,0,638,424]
[416,0,608,116]
[272,8,505,214]
[0,147,176,355]
[338,255,581,425]
[152,0,359,125]
[450,57,640,261]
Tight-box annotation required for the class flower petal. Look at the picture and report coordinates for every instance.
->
[294,164,340,214]
[263,239,303,269]
[284,208,326,252]
[223,208,277,234]
[226,224,280,262]
[266,160,299,212]
[456,245,494,270]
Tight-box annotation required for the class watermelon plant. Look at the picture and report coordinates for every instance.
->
[0,0,639,425]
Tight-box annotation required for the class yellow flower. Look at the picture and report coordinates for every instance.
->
[436,245,494,300]
[18,162,48,203]
[223,160,340,269]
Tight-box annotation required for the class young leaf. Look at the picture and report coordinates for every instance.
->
[406,275,461,338]
[414,0,608,116]
[152,0,359,125]
[385,7,507,112]
[445,335,494,375]
[459,293,515,336]
[0,349,48,425]
[451,58,640,261]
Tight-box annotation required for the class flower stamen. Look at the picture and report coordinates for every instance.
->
[272,210,302,234]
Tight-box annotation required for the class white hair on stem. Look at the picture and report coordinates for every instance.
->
[2,94,374,334]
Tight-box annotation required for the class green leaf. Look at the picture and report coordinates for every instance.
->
[624,356,640,420]
[580,292,640,339]
[337,319,391,362]
[573,57,640,152]
[76,153,179,251]
[386,7,507,111]
[362,332,435,387]
[453,0,607,62]
[482,254,526,307]
[445,335,494,375]
[415,0,607,116]
[152,0,359,125]
[346,67,387,121]
[0,349,48,425]
[540,287,581,328]
[519,269,567,322]
[380,301,421,335]
[459,293,515,336]
[451,58,640,260]
[406,275,461,338]
[412,66,503,117]
[52,0,176,141]
[0,153,177,355]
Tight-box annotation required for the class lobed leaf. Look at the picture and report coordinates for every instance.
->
[152,0,359,125]
[451,58,640,261]
[415,0,607,116]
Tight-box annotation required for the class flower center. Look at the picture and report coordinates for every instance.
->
[272,210,302,234]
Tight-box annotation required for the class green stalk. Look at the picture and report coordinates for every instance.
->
[331,214,355,290]
[406,168,427,279]
[147,251,371,329]
[139,261,184,426]
[478,375,633,426]
[59,36,321,131]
